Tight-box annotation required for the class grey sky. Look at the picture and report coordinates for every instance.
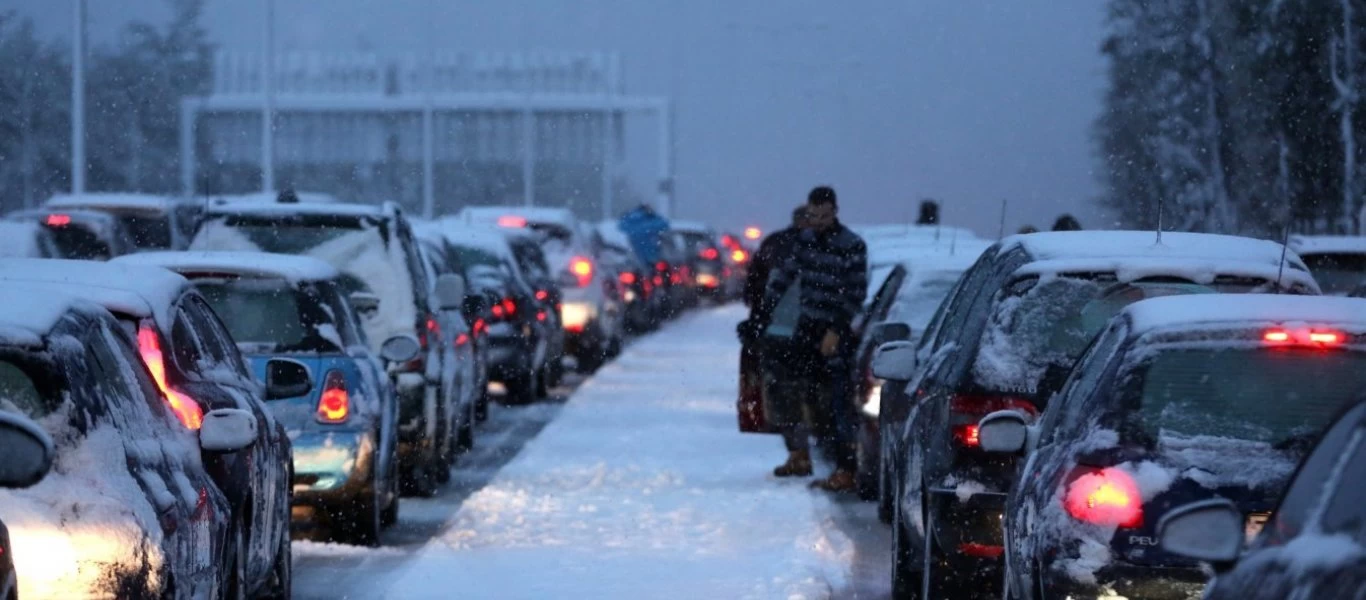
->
[13,0,1109,236]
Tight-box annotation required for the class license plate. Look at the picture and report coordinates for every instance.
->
[1245,512,1270,542]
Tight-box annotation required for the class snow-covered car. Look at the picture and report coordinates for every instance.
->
[461,207,621,373]
[0,258,296,598]
[983,294,1366,600]
[190,200,464,497]
[425,222,553,404]
[413,239,482,457]
[44,193,201,250]
[1288,234,1366,295]
[1158,395,1366,599]
[672,220,737,302]
[0,285,253,599]
[0,411,55,600]
[6,207,139,259]
[592,221,662,333]
[0,221,61,260]
[878,231,1323,599]
[117,251,405,546]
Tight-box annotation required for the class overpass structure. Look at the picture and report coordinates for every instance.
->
[180,50,674,218]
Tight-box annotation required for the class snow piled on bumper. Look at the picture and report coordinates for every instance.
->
[386,305,855,599]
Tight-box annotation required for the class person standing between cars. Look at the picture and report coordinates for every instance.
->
[754,186,869,492]
[743,206,809,310]
[736,206,810,433]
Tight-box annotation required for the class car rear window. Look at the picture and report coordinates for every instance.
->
[1302,253,1366,295]
[973,277,1216,393]
[1136,348,1366,445]
[117,213,173,249]
[197,278,343,353]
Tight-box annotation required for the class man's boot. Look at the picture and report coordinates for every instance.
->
[773,450,813,477]
[810,469,857,493]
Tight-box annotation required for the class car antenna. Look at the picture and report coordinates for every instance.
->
[949,228,957,255]
[996,198,1008,240]
[1275,225,1291,294]
[1155,192,1164,245]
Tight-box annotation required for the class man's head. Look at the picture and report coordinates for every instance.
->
[805,186,838,231]
[791,206,810,228]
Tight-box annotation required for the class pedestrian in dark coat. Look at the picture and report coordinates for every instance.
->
[742,206,808,311]
[754,186,869,492]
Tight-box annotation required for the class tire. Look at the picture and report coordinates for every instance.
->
[337,487,383,547]
[891,498,922,600]
[536,365,550,398]
[456,403,475,453]
[260,519,292,599]
[381,490,400,527]
[400,449,440,497]
[576,349,604,374]
[503,369,538,405]
[381,440,400,526]
[878,445,896,524]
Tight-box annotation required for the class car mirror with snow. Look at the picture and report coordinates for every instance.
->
[380,335,422,364]
[265,358,313,400]
[199,408,258,452]
[977,410,1028,453]
[0,411,54,488]
[1158,499,1244,565]
[349,292,381,317]
[869,321,912,345]
[435,273,467,312]
[871,341,917,382]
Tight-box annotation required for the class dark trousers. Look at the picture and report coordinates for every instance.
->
[761,337,857,471]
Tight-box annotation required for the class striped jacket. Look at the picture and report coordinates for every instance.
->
[761,221,868,335]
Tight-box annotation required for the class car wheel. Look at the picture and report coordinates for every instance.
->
[878,440,896,524]
[536,365,550,398]
[456,403,475,452]
[381,451,401,527]
[503,369,538,405]
[220,521,246,600]
[891,496,922,600]
[576,349,604,374]
[339,487,383,547]
[400,450,440,497]
[475,389,490,422]
[260,518,292,599]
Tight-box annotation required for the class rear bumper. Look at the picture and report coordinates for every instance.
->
[290,430,376,511]
[1041,562,1207,600]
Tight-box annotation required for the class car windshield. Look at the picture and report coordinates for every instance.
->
[973,277,1217,393]
[196,278,344,353]
[1134,347,1366,446]
[1302,253,1366,295]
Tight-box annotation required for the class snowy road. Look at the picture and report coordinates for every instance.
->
[293,305,891,599]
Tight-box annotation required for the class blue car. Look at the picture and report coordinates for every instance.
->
[122,251,411,546]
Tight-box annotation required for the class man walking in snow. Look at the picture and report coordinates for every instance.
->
[753,186,869,491]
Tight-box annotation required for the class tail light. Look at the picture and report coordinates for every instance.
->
[730,249,748,264]
[653,275,664,287]
[697,273,720,288]
[316,370,350,423]
[455,333,470,347]
[950,394,1036,448]
[502,298,517,317]
[421,314,441,350]
[137,325,203,429]
[699,247,719,260]
[619,272,637,285]
[570,256,594,287]
[1263,327,1345,346]
[535,289,549,302]
[537,311,547,322]
[655,261,668,272]
[473,318,488,336]
[1064,467,1143,528]
[497,215,528,228]
[46,214,72,226]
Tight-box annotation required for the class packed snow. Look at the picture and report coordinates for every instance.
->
[1123,294,1366,335]
[116,251,341,285]
[1000,230,1311,273]
[378,306,856,599]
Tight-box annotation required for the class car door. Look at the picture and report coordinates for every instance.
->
[175,294,289,585]
[84,319,220,596]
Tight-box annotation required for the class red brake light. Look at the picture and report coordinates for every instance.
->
[699,247,719,260]
[502,298,517,316]
[455,333,470,347]
[46,214,72,226]
[655,261,668,272]
[619,272,637,285]
[537,310,547,322]
[316,370,349,423]
[1064,467,1143,528]
[137,325,203,429]
[1310,331,1342,344]
[1263,329,1290,343]
[473,318,487,335]
[492,304,505,318]
[1263,328,1345,346]
[731,249,748,263]
[744,227,762,240]
[497,215,528,228]
[570,257,594,287]
[950,394,1036,448]
[535,289,549,301]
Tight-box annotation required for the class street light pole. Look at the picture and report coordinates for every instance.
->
[261,0,276,193]
[71,0,86,194]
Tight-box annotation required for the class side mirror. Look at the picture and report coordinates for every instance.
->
[869,321,913,345]
[0,412,54,488]
[871,341,917,382]
[435,273,467,312]
[1158,499,1245,566]
[265,358,313,400]
[349,292,381,317]
[978,410,1029,454]
[1040,363,1073,397]
[380,335,421,363]
[200,408,258,452]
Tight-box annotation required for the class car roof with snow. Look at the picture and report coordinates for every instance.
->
[1002,231,1310,271]
[0,259,191,331]
[421,221,518,256]
[1288,234,1366,255]
[670,220,713,235]
[1122,294,1366,336]
[210,191,342,205]
[113,251,340,284]
[855,224,981,243]
[593,221,632,250]
[45,193,182,211]
[0,284,108,347]
[202,200,396,220]
[457,206,576,229]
